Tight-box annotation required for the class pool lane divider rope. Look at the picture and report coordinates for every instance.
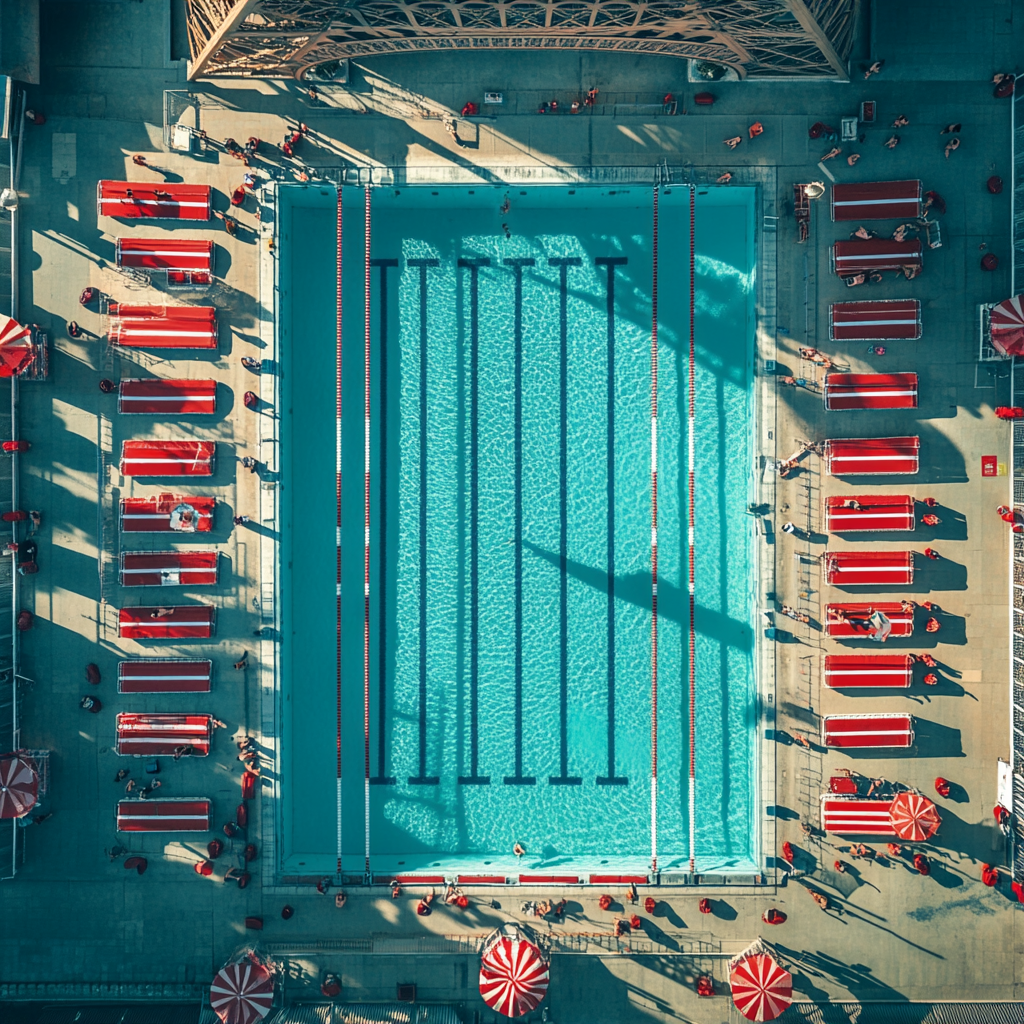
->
[650,187,659,873]
[687,185,697,877]
[407,257,440,786]
[595,257,628,787]
[335,188,344,876]
[457,258,491,786]
[548,257,583,787]
[370,258,398,786]
[502,257,537,787]
[363,186,373,874]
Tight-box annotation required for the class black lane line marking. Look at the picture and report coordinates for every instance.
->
[503,258,537,786]
[370,258,398,786]
[457,258,492,786]
[595,257,629,786]
[407,258,441,786]
[547,257,583,786]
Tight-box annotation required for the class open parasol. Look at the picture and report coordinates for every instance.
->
[210,961,274,1024]
[0,754,38,818]
[0,316,34,378]
[889,791,941,842]
[990,296,1024,357]
[479,925,550,1018]
[730,952,793,1022]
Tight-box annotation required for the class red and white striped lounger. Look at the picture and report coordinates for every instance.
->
[115,713,212,756]
[119,379,217,416]
[120,495,215,533]
[824,654,913,689]
[830,180,922,221]
[97,181,212,221]
[120,441,215,477]
[824,551,914,586]
[115,238,213,287]
[823,437,919,476]
[831,241,923,276]
[118,659,213,693]
[821,796,897,836]
[108,304,218,350]
[119,551,218,587]
[825,602,914,639]
[824,373,918,411]
[117,798,211,832]
[829,300,921,341]
[118,605,215,639]
[823,713,914,749]
[825,495,915,533]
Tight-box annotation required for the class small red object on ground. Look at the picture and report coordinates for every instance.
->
[981,864,1000,887]
[244,390,259,409]
[696,976,715,996]
[207,839,223,859]
[982,253,999,271]
[762,908,786,924]
[3,440,29,453]
[914,853,930,875]
[16,610,32,631]
[644,896,656,914]
[629,914,642,930]
[1013,881,1024,903]
[988,176,1004,194]
[934,776,951,797]
[995,406,1024,419]
[598,894,612,910]
[245,916,263,930]
[124,856,147,874]
[698,897,712,914]
[86,663,101,684]
[236,802,248,827]
[195,860,214,876]
[781,841,794,863]
[1,510,26,521]
[694,92,715,106]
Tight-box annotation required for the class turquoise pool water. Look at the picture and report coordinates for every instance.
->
[277,184,757,877]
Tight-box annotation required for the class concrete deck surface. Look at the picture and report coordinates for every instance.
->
[1,1,1024,1021]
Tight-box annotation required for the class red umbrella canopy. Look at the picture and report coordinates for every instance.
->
[889,791,941,842]
[730,953,793,1022]
[990,296,1024,357]
[0,316,33,378]
[0,755,38,818]
[210,961,274,1024]
[479,933,550,1018]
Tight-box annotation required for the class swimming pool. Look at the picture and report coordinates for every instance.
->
[275,183,758,879]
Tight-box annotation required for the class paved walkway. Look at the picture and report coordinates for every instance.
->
[2,2,1024,1022]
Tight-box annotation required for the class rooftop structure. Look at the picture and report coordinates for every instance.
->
[183,0,855,80]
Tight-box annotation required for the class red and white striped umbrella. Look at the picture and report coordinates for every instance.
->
[990,295,1024,357]
[479,931,550,1018]
[210,961,274,1024]
[0,316,33,377]
[889,791,941,842]
[730,953,792,1022]
[0,755,38,818]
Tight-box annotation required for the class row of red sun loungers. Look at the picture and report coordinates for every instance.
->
[811,182,927,774]
[101,183,223,833]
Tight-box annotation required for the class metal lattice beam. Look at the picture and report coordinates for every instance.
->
[185,0,854,80]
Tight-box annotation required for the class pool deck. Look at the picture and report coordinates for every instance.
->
[3,1,1024,1020]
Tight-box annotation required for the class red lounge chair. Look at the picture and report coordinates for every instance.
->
[821,795,896,835]
[115,238,213,287]
[823,654,913,689]
[829,300,921,341]
[120,494,215,533]
[97,181,212,221]
[823,551,914,586]
[823,437,919,476]
[119,441,215,477]
[118,379,217,415]
[115,713,212,756]
[822,713,914,749]
[108,304,218,350]
[117,798,210,832]
[825,495,914,533]
[825,602,914,639]
[119,550,218,587]
[831,240,923,275]
[830,180,922,221]
[118,659,213,693]
[118,605,215,639]
[824,373,918,411]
